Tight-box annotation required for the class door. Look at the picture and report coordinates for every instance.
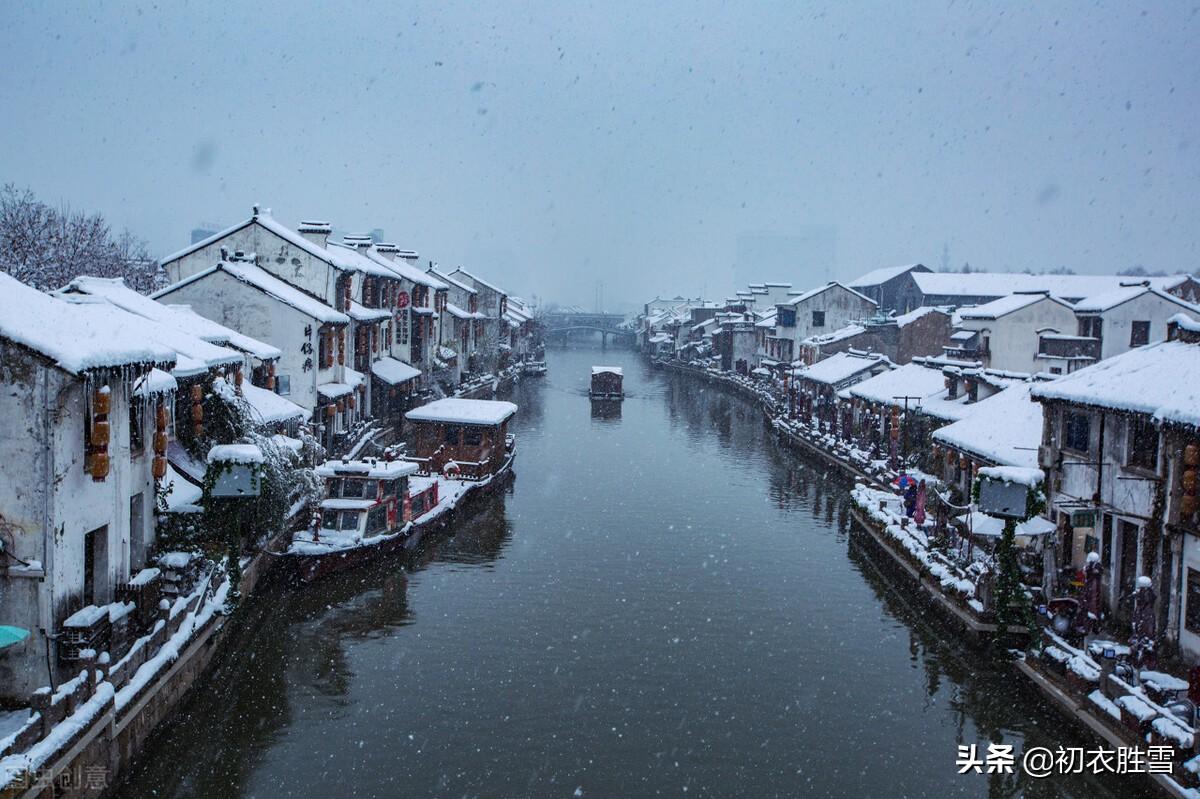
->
[129,493,145,569]
[83,525,108,607]
[1117,519,1140,625]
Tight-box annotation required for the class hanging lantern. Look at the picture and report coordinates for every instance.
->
[1182,494,1197,518]
[153,431,168,455]
[155,403,168,430]
[152,455,168,480]
[235,369,244,388]
[326,404,336,418]
[1184,470,1198,495]
[337,329,346,365]
[347,393,356,410]
[336,398,345,413]
[93,387,111,415]
[92,418,110,444]
[946,450,955,465]
[266,374,276,390]
[87,451,110,480]
[190,384,203,402]
[192,422,203,437]
[191,404,204,423]
[959,455,968,469]
[1186,443,1200,467]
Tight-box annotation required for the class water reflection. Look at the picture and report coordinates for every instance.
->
[589,398,622,422]
[117,348,1152,799]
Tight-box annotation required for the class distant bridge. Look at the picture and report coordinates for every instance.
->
[542,311,634,345]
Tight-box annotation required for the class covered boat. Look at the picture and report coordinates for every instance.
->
[590,366,624,399]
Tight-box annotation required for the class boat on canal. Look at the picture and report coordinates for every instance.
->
[281,398,518,582]
[589,365,624,399]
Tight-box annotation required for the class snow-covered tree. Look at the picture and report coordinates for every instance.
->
[0,183,159,292]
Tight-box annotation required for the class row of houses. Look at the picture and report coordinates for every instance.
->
[642,266,1200,665]
[0,209,540,703]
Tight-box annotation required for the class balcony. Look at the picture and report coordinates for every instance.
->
[943,330,988,361]
[1037,334,1100,362]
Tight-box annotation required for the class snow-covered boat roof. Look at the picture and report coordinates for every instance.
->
[241,382,306,424]
[933,384,1042,468]
[405,398,518,426]
[591,366,623,376]
[372,356,420,385]
[206,443,264,465]
[316,458,418,479]
[0,273,178,376]
[796,351,889,385]
[1031,332,1200,429]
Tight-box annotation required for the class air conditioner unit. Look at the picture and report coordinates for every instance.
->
[1038,445,1056,469]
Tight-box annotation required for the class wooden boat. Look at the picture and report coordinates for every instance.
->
[589,366,624,399]
[280,398,519,583]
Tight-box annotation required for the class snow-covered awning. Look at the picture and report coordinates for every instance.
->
[373,356,421,385]
[241,382,306,424]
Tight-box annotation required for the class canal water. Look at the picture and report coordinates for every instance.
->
[117,348,1147,798]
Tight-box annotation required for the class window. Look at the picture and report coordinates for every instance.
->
[276,374,291,396]
[1126,416,1158,471]
[318,329,331,369]
[464,428,483,446]
[811,310,825,328]
[444,426,460,444]
[1130,320,1150,348]
[341,479,377,499]
[1049,367,1062,375]
[1078,316,1103,339]
[1064,411,1090,453]
[321,510,360,531]
[366,505,388,535]
[1187,569,1200,635]
[777,308,796,327]
[129,400,144,453]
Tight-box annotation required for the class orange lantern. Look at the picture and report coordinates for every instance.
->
[153,431,168,455]
[91,419,110,444]
[152,455,168,480]
[88,451,110,480]
[1182,495,1198,518]
[1186,444,1200,468]
[93,387,111,415]
[155,403,168,430]
[191,404,204,423]
[190,384,203,402]
[326,404,336,418]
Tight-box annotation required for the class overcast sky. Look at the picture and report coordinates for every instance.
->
[2,1,1197,308]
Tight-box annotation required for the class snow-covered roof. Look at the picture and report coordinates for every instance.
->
[592,366,623,376]
[55,293,244,379]
[445,302,485,320]
[164,305,281,360]
[933,383,1042,468]
[1073,283,1200,315]
[1031,334,1200,428]
[429,267,477,294]
[63,276,281,361]
[206,443,264,465]
[784,281,877,308]
[405,398,518,426]
[804,323,865,347]
[372,356,420,385]
[892,306,946,327]
[958,292,1072,320]
[848,362,949,406]
[324,241,401,279]
[368,251,447,290]
[316,458,418,480]
[450,267,506,297]
[155,260,349,325]
[134,368,178,397]
[912,271,1188,302]
[0,273,178,375]
[241,382,306,424]
[796,352,889,385]
[159,209,349,270]
[347,301,392,322]
[847,263,923,288]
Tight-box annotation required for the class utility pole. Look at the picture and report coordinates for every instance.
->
[892,395,924,466]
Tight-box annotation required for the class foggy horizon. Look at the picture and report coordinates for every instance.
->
[3,1,1197,308]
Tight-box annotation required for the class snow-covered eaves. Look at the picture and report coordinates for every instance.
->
[62,276,279,362]
[784,281,877,308]
[325,241,402,279]
[933,383,1042,468]
[1073,283,1200,315]
[241,382,306,424]
[445,303,485,320]
[847,263,924,288]
[1031,332,1200,429]
[347,301,392,323]
[372,356,421,385]
[796,351,889,385]
[958,291,1073,320]
[155,259,349,325]
[159,208,350,271]
[405,398,518,426]
[450,267,506,297]
[0,273,178,376]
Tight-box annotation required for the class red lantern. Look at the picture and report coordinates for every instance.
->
[152,455,168,480]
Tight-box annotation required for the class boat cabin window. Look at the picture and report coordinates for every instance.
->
[366,505,388,535]
[383,478,405,498]
[340,478,378,499]
[444,426,460,444]
[464,427,483,446]
[322,509,362,531]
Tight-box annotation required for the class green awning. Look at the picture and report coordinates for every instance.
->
[0,626,30,650]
